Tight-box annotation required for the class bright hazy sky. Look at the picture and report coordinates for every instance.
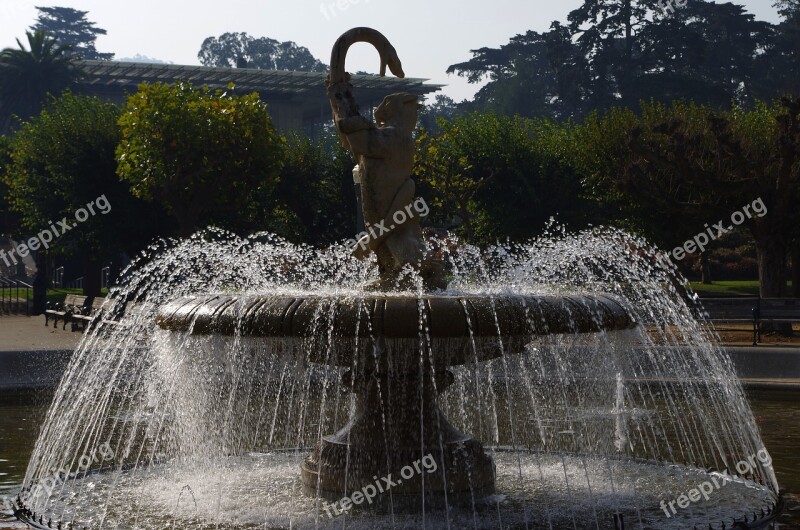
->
[0,0,783,101]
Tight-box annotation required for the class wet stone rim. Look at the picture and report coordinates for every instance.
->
[156,293,636,345]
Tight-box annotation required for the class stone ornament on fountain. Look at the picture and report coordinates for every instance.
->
[326,27,446,290]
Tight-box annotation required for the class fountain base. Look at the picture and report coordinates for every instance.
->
[300,368,495,504]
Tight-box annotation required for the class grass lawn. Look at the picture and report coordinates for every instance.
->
[689,280,794,297]
[15,288,110,305]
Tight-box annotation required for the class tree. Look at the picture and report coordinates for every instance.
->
[447,0,776,118]
[3,93,161,299]
[414,112,592,244]
[266,132,356,245]
[418,94,461,132]
[574,98,800,297]
[447,23,586,119]
[0,31,81,133]
[198,33,327,71]
[116,83,284,237]
[763,0,800,96]
[31,6,113,60]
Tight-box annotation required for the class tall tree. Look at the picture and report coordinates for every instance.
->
[116,83,284,237]
[3,93,161,298]
[31,6,113,60]
[448,0,777,117]
[763,0,800,95]
[198,33,327,71]
[0,136,17,238]
[575,98,800,297]
[0,31,81,133]
[447,23,586,119]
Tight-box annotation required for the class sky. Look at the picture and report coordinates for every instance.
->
[0,0,784,101]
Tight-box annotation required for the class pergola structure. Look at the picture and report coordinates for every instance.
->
[76,60,444,132]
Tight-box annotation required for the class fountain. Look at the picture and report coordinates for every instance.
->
[11,28,783,530]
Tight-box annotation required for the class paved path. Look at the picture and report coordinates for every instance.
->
[0,316,81,352]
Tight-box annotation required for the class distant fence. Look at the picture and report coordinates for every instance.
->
[0,277,32,315]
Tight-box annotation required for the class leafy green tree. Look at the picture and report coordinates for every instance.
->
[418,94,461,132]
[198,33,327,71]
[116,82,284,237]
[0,31,81,134]
[415,112,591,244]
[574,98,800,296]
[31,6,113,60]
[3,93,162,299]
[266,132,356,245]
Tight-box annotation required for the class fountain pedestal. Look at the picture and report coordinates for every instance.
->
[300,363,495,504]
[156,293,635,507]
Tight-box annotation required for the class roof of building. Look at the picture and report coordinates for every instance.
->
[77,60,444,98]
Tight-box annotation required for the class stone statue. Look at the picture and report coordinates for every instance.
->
[326,27,445,290]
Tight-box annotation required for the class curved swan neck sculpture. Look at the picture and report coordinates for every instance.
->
[328,27,405,85]
[326,28,446,291]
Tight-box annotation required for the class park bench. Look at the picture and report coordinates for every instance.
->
[44,294,87,330]
[700,297,800,345]
[71,296,107,332]
[754,298,800,343]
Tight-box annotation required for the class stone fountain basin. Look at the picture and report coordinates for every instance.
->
[156,293,635,369]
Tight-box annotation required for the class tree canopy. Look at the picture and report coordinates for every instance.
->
[0,30,82,134]
[3,93,160,295]
[198,32,327,71]
[571,97,800,296]
[30,6,113,60]
[448,0,792,119]
[414,112,592,244]
[116,82,284,237]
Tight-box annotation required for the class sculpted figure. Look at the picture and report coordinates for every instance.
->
[326,27,444,290]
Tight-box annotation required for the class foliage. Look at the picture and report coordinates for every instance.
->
[0,31,82,133]
[116,82,284,236]
[415,112,592,244]
[198,32,327,71]
[243,132,357,244]
[764,0,800,95]
[418,95,462,133]
[31,6,113,60]
[448,0,783,119]
[3,93,161,293]
[572,97,800,296]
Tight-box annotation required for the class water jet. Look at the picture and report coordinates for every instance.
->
[13,28,782,530]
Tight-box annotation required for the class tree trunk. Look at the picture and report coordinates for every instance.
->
[700,251,712,284]
[757,236,788,298]
[792,241,800,298]
[82,256,103,298]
